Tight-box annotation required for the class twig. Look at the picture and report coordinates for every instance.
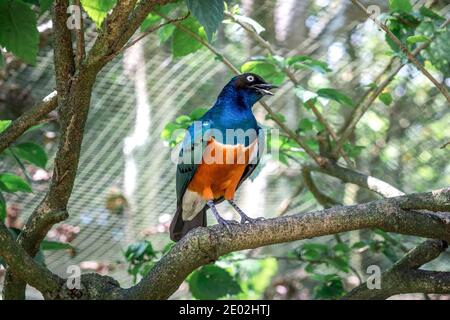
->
[440,141,450,149]
[106,12,190,63]
[164,13,327,167]
[0,91,57,154]
[334,11,450,158]
[225,11,353,167]
[301,166,341,208]
[351,0,450,104]
[277,183,304,216]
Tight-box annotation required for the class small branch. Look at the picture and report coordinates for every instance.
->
[225,11,352,166]
[335,15,450,157]
[0,91,57,154]
[351,0,450,104]
[441,141,450,149]
[302,167,341,208]
[164,13,326,167]
[277,183,304,216]
[307,162,405,198]
[344,240,449,299]
[104,13,190,63]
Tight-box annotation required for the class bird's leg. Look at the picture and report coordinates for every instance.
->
[207,200,238,233]
[228,199,264,224]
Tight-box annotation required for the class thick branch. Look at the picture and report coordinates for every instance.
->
[122,188,450,299]
[0,223,62,295]
[344,240,449,299]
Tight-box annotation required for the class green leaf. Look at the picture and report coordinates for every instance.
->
[241,60,285,86]
[419,6,445,21]
[175,115,191,124]
[186,0,224,40]
[298,118,313,132]
[328,256,349,273]
[188,264,241,300]
[317,88,353,107]
[389,0,412,13]
[287,55,331,74]
[0,51,4,68]
[172,16,207,57]
[312,274,345,299]
[0,0,39,64]
[407,35,430,44]
[40,240,74,251]
[302,243,328,253]
[39,0,53,13]
[352,241,368,249]
[11,142,48,169]
[343,143,365,159]
[0,173,32,193]
[140,14,162,31]
[158,24,176,44]
[378,92,393,106]
[80,0,117,28]
[230,15,265,34]
[0,192,6,222]
[265,112,286,123]
[0,120,12,133]
[294,86,318,105]
[189,107,208,120]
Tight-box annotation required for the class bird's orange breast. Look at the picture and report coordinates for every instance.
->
[187,138,257,200]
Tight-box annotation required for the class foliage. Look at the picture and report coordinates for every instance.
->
[0,0,39,64]
[124,241,277,300]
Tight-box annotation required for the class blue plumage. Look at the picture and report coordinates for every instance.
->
[170,73,277,241]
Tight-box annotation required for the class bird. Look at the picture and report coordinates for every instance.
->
[169,73,277,242]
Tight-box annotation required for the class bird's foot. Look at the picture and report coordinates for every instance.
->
[216,216,239,233]
[240,214,264,224]
[207,200,238,234]
[228,199,264,224]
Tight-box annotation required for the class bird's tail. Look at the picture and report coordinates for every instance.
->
[169,205,207,242]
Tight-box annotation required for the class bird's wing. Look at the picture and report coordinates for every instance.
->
[175,119,211,204]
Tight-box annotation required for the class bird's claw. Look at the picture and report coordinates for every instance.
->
[240,215,264,224]
[217,217,238,233]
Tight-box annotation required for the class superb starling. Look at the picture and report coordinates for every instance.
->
[169,73,277,241]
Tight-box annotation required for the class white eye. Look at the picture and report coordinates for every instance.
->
[246,75,255,82]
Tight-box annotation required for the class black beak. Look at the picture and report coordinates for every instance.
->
[250,83,279,96]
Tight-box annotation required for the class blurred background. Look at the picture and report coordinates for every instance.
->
[0,0,449,299]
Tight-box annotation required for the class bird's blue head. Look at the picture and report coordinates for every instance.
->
[216,73,278,109]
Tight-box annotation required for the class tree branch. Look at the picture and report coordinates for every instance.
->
[344,239,449,299]
[334,16,450,158]
[0,91,57,154]
[301,166,340,208]
[350,0,450,104]
[0,222,63,296]
[74,0,85,69]
[122,188,450,299]
[308,162,405,198]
